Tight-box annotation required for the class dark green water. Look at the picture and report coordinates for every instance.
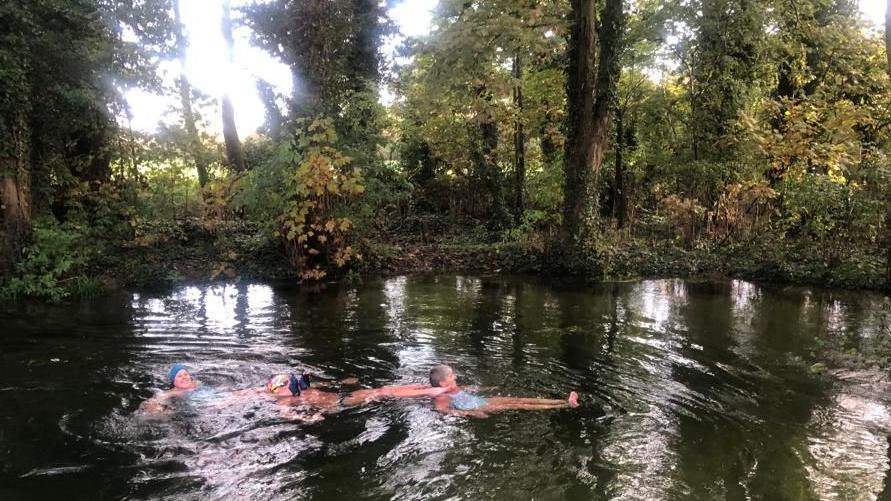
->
[1,276,890,500]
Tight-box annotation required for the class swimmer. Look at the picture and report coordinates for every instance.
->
[428,364,579,418]
[208,372,349,422]
[139,364,200,414]
[262,373,447,415]
[265,372,342,419]
[219,371,445,414]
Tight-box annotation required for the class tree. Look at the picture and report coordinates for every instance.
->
[394,0,565,227]
[243,0,354,120]
[1,0,141,281]
[173,0,209,187]
[513,52,526,222]
[561,0,624,244]
[0,3,31,279]
[692,0,763,160]
[220,0,246,172]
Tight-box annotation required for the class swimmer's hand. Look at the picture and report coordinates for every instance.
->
[139,400,171,415]
[339,377,359,385]
[426,386,449,397]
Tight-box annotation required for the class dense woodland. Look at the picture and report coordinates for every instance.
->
[1,0,891,301]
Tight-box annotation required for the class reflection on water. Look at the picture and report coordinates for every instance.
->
[0,276,890,500]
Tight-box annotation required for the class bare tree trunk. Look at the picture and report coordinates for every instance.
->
[220,0,245,172]
[173,0,209,188]
[561,0,624,245]
[513,52,526,224]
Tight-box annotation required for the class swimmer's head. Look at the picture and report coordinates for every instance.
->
[429,364,456,389]
[168,364,196,389]
[267,373,291,395]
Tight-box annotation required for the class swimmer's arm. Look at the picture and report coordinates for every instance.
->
[386,385,448,398]
[139,391,172,414]
[205,387,267,408]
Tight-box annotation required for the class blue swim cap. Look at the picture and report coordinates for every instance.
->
[168,364,188,387]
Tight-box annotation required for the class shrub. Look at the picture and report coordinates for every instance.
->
[1,218,88,302]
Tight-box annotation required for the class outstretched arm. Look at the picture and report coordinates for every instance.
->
[384,385,448,398]
[342,385,447,406]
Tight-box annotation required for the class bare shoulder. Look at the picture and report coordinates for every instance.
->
[433,393,451,412]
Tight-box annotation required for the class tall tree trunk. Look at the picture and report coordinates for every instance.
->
[612,109,626,229]
[173,0,209,188]
[513,52,526,224]
[220,0,246,172]
[0,25,32,282]
[561,0,597,242]
[471,86,510,229]
[885,0,891,288]
[1,116,31,282]
[561,0,624,244]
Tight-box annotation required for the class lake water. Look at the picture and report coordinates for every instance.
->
[1,276,890,500]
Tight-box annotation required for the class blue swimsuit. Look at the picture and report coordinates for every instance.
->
[450,390,488,410]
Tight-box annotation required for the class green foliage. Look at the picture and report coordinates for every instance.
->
[1,218,88,302]
[781,175,881,247]
[277,117,365,281]
[4,0,891,300]
[242,0,388,120]
[235,140,294,222]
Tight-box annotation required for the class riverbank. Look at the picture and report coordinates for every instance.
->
[364,232,889,292]
[2,218,888,300]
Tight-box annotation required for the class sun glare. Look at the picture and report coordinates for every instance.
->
[124,0,436,136]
